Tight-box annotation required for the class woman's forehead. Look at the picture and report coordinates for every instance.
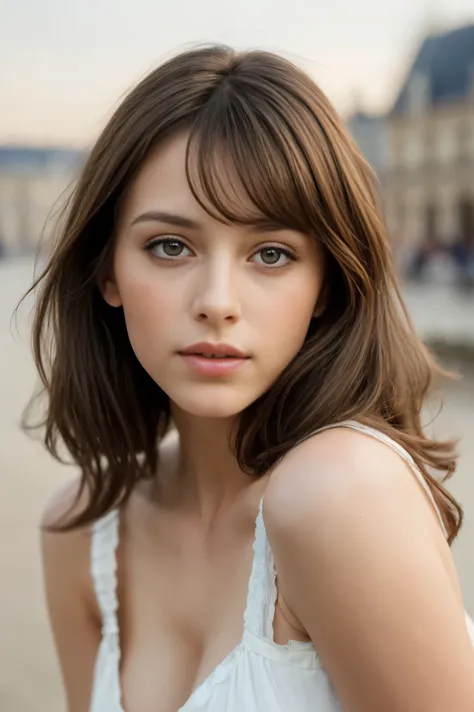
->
[121,133,267,228]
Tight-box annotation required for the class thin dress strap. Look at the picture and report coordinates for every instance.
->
[243,497,277,639]
[91,509,121,642]
[298,420,449,540]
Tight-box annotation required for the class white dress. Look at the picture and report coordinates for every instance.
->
[89,421,474,711]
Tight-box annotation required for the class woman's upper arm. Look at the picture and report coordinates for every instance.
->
[41,481,101,712]
[264,429,474,712]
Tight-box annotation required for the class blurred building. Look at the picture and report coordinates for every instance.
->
[383,24,474,272]
[0,147,84,257]
[346,111,388,181]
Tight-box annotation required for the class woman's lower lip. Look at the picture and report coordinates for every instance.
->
[179,354,249,376]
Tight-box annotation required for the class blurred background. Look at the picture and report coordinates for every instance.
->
[1,1,473,710]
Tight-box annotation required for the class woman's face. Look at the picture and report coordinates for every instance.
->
[103,133,324,419]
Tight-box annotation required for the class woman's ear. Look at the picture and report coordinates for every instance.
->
[101,279,122,307]
[98,268,122,308]
[312,282,329,318]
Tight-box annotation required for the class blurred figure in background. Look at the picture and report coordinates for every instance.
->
[409,233,445,282]
[451,233,474,291]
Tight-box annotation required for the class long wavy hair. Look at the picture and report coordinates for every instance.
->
[22,45,462,540]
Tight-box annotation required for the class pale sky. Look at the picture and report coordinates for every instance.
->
[1,0,473,146]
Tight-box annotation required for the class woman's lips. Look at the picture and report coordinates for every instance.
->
[178,343,250,377]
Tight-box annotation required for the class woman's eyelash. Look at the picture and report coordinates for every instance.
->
[144,237,191,258]
[144,237,184,250]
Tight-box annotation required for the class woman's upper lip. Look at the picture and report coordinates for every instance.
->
[179,342,249,358]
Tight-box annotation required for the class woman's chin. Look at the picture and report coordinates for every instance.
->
[169,387,255,420]
[175,401,244,419]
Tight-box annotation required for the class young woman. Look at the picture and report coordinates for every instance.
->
[28,46,474,712]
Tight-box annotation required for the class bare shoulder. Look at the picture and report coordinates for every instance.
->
[41,476,94,565]
[41,476,98,618]
[42,475,89,529]
[263,425,444,543]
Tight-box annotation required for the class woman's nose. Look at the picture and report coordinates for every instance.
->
[191,259,241,326]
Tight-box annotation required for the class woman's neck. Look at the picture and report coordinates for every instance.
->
[165,406,259,522]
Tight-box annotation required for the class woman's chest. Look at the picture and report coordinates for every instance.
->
[114,525,252,711]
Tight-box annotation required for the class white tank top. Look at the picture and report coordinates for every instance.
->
[89,421,474,712]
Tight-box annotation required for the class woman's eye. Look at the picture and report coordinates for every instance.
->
[253,246,294,267]
[146,238,191,259]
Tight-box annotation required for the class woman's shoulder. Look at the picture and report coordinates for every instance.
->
[41,476,98,579]
[41,477,101,626]
[266,423,405,501]
[263,423,444,543]
[41,475,92,530]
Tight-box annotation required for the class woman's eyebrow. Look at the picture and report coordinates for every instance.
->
[249,219,292,233]
[131,210,202,230]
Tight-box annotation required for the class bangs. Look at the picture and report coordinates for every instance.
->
[185,81,322,234]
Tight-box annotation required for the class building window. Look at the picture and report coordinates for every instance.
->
[437,123,456,163]
[406,127,424,168]
[456,121,471,160]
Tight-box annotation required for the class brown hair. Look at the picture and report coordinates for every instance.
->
[22,45,462,540]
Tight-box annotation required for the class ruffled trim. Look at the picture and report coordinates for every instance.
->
[264,540,278,640]
[243,497,276,639]
[91,510,120,643]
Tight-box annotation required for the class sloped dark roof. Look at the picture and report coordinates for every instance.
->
[392,24,474,115]
[0,146,85,171]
